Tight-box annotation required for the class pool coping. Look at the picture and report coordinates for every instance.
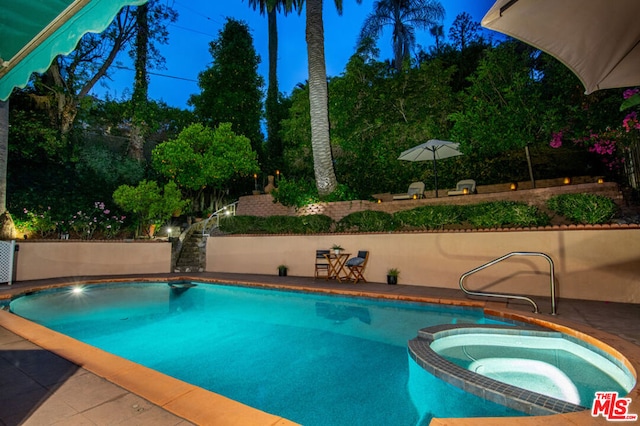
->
[1,275,639,426]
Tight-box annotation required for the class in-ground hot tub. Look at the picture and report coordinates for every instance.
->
[408,324,636,416]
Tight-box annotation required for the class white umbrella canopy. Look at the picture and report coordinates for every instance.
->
[398,139,463,198]
[482,0,640,94]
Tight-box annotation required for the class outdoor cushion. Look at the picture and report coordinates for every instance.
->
[346,257,365,266]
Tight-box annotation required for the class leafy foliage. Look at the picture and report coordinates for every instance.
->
[336,210,397,232]
[464,201,549,228]
[547,194,617,224]
[299,214,334,233]
[113,180,187,230]
[218,215,265,234]
[219,214,333,235]
[189,18,264,161]
[450,41,544,156]
[152,122,259,192]
[76,144,145,189]
[393,204,464,229]
[271,177,358,208]
[357,0,445,71]
[14,202,129,240]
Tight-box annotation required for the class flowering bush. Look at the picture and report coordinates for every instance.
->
[16,202,128,239]
[68,202,127,239]
[550,88,640,171]
[16,207,57,238]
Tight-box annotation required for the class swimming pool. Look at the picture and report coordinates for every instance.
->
[9,281,524,425]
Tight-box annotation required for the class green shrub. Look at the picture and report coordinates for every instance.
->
[547,194,617,224]
[271,178,320,208]
[219,215,266,234]
[113,180,188,232]
[394,205,465,230]
[299,214,334,233]
[336,210,397,232]
[464,201,550,228]
[271,178,358,208]
[220,215,334,234]
[262,215,307,234]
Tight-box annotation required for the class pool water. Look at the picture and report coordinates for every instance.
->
[10,282,523,425]
[430,332,634,407]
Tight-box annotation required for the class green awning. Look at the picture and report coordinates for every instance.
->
[0,0,147,101]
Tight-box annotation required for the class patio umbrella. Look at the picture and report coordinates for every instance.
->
[397,139,463,198]
[481,0,640,94]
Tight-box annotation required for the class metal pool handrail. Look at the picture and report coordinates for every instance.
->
[459,251,557,315]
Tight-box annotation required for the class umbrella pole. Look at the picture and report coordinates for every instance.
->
[432,156,439,198]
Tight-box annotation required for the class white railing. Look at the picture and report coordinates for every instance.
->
[201,201,238,236]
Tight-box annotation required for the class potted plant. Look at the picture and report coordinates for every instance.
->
[387,268,399,285]
[331,244,344,255]
[277,265,288,277]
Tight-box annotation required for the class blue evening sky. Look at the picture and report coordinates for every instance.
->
[93,0,499,109]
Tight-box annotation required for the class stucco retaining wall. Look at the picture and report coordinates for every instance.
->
[237,181,621,222]
[13,241,172,281]
[206,227,640,305]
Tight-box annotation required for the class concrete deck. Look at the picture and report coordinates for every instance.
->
[1,273,639,425]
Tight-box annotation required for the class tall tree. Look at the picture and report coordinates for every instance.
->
[448,12,480,51]
[429,24,444,55]
[302,0,363,196]
[33,2,176,142]
[246,0,301,173]
[358,0,444,71]
[450,41,544,186]
[128,2,150,161]
[189,18,265,164]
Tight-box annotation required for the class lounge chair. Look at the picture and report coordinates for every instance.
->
[345,251,369,283]
[448,179,476,196]
[314,249,331,279]
[392,182,425,200]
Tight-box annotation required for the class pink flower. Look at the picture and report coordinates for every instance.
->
[103,209,110,215]
[623,88,640,100]
[623,111,639,133]
[549,131,563,148]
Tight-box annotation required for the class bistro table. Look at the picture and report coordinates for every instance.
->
[324,252,350,282]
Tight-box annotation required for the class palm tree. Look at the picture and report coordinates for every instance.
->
[359,0,444,71]
[304,0,361,196]
[429,24,444,54]
[246,0,300,172]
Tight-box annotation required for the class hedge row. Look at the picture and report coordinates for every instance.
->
[218,194,618,234]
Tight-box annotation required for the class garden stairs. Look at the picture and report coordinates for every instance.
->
[172,221,207,273]
[172,203,237,272]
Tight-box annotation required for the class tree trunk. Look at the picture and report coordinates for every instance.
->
[305,0,338,197]
[265,7,280,169]
[128,125,145,161]
[129,2,150,162]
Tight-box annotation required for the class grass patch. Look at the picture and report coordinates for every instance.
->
[547,194,617,224]
[394,205,465,230]
[336,211,397,232]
